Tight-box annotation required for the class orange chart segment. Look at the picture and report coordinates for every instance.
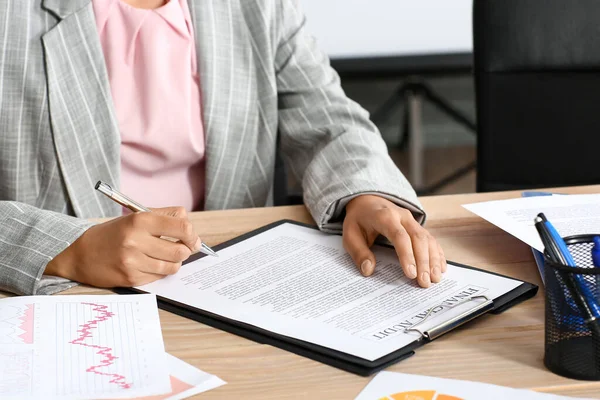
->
[385,391,436,400]
[382,391,464,400]
[130,376,195,400]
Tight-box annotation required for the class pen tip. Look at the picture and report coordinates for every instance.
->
[95,181,102,190]
[200,243,218,257]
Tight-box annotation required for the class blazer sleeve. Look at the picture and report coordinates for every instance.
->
[274,0,426,233]
[0,201,93,295]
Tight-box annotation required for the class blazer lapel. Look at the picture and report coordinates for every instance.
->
[41,0,120,218]
[187,0,260,210]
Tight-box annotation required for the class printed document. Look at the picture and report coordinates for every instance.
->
[138,223,522,361]
[355,371,592,400]
[464,193,600,252]
[0,294,170,400]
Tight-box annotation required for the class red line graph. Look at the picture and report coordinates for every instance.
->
[69,303,132,390]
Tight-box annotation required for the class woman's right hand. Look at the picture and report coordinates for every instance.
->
[45,207,200,288]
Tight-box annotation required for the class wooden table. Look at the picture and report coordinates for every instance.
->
[4,186,600,398]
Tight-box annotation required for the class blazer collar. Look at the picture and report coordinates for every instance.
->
[42,0,91,19]
[41,1,121,218]
[187,0,260,210]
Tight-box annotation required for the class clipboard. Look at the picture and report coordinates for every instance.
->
[118,220,538,376]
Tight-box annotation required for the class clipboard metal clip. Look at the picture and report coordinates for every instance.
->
[404,295,493,341]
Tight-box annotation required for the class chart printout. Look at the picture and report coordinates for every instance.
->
[0,294,170,400]
[355,371,590,400]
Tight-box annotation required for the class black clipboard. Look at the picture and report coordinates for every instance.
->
[117,220,538,376]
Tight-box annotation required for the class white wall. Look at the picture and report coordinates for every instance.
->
[301,0,473,59]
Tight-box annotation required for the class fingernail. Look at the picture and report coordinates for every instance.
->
[421,271,431,286]
[360,260,372,276]
[194,237,202,252]
[432,266,441,279]
[407,264,417,279]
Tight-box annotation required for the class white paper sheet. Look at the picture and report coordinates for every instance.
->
[0,294,170,400]
[354,371,592,400]
[463,193,600,252]
[127,353,225,400]
[138,223,522,361]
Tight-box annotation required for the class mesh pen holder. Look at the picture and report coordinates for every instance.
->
[544,234,600,381]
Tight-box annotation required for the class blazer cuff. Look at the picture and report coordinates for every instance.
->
[317,191,426,234]
[0,206,94,296]
[28,219,93,295]
[36,276,80,295]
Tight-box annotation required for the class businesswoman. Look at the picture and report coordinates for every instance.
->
[0,0,446,295]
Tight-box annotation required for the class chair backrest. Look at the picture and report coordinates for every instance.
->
[474,0,600,192]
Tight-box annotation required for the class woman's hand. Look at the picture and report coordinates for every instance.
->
[343,195,447,288]
[46,207,200,288]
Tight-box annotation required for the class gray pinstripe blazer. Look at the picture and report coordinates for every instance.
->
[0,0,423,295]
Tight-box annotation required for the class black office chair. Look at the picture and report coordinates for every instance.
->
[473,0,600,192]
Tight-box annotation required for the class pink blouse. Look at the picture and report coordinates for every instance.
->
[93,0,206,212]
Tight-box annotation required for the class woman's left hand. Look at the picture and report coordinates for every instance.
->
[343,194,447,288]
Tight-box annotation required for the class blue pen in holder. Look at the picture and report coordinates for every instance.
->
[544,234,600,380]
